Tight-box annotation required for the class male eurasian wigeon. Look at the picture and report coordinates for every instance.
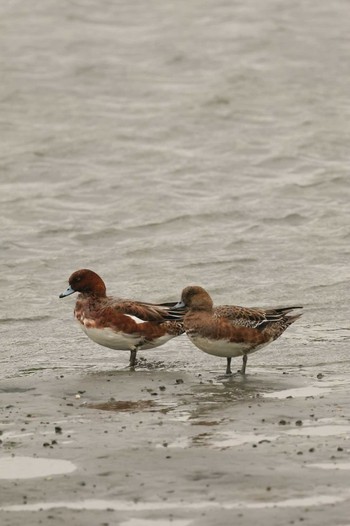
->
[59,269,185,368]
[174,285,302,375]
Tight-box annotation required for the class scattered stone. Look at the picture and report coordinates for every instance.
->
[317,373,324,380]
[279,420,287,425]
[295,420,303,426]
[309,448,315,453]
[55,426,62,434]
[159,386,166,391]
[337,447,343,452]
[175,379,184,384]
[43,442,50,447]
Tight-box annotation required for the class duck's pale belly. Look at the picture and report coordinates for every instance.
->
[188,335,272,358]
[79,323,173,351]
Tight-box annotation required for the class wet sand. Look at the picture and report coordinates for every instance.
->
[1,359,350,526]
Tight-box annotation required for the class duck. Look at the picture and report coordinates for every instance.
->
[174,285,302,375]
[59,269,184,368]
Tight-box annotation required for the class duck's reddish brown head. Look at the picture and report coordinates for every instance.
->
[59,269,107,298]
[175,285,214,312]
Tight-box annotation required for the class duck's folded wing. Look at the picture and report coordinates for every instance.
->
[214,305,302,329]
[214,305,268,328]
[112,299,186,322]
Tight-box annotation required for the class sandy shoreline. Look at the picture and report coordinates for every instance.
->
[1,362,350,526]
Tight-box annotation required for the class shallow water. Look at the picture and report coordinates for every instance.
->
[1,0,350,380]
[2,492,349,512]
[0,457,76,480]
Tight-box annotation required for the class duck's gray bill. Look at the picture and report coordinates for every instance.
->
[59,285,75,298]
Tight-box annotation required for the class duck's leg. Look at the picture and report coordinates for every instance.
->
[226,357,232,375]
[239,354,248,375]
[129,349,137,369]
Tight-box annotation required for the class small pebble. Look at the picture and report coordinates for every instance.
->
[175,379,184,384]
[317,373,324,379]
[54,426,62,434]
[337,447,343,452]
[295,420,303,426]
[279,420,287,426]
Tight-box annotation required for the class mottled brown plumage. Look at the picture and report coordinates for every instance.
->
[176,285,302,375]
[60,269,184,367]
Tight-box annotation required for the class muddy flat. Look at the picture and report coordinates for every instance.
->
[1,358,350,526]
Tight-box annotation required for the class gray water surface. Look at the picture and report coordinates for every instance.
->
[1,0,350,379]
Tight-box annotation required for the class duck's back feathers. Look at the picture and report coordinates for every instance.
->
[214,304,302,331]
